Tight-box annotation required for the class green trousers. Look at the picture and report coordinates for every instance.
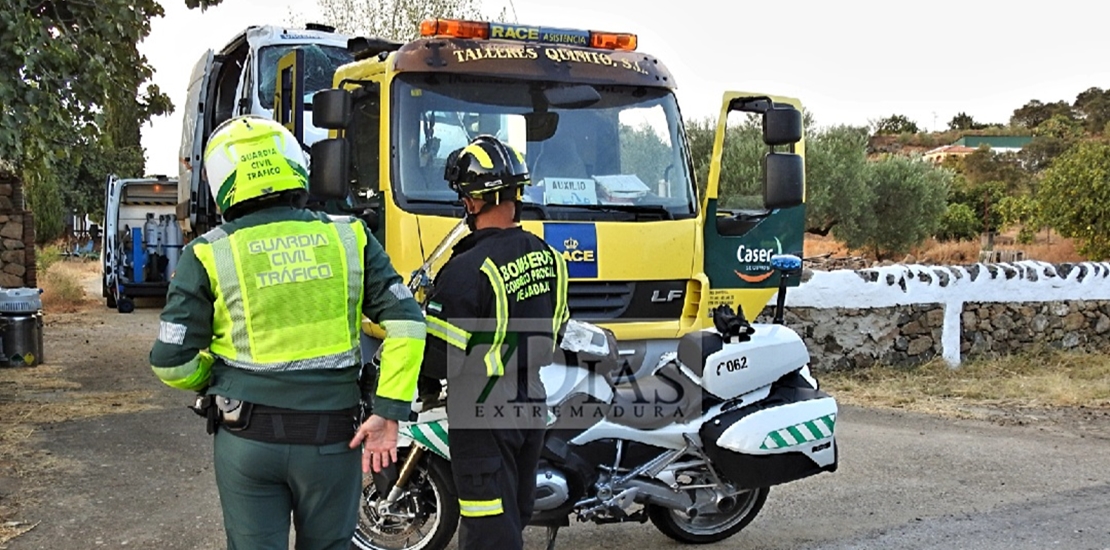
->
[213,430,361,550]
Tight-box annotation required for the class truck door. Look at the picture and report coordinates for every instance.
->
[103,174,118,299]
[178,50,215,235]
[701,92,806,318]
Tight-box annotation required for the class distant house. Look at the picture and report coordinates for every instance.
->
[922,144,978,164]
[952,135,1033,154]
[922,135,1034,164]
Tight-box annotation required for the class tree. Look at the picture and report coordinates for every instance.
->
[1035,113,1085,141]
[936,202,980,242]
[1,1,172,242]
[948,112,988,131]
[297,0,501,41]
[803,125,872,236]
[954,147,1030,193]
[1038,140,1110,259]
[834,155,951,259]
[945,175,1007,235]
[1020,113,1084,173]
[683,115,764,209]
[1072,87,1110,135]
[1010,99,1074,130]
[619,123,671,189]
[996,193,1044,244]
[872,114,920,135]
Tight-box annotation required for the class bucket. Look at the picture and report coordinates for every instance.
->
[0,288,43,367]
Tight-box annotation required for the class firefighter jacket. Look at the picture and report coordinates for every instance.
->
[149,206,425,422]
[423,226,569,420]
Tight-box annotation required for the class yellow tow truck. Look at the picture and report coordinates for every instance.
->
[277,17,807,377]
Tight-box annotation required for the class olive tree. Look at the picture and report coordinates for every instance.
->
[1038,140,1110,259]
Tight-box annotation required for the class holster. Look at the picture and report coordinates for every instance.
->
[188,393,219,435]
[214,395,254,432]
[188,393,255,435]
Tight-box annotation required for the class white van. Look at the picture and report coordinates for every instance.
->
[102,175,179,313]
[177,23,352,236]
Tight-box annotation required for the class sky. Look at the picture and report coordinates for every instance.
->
[138,0,1110,176]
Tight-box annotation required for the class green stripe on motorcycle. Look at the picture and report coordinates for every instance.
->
[427,421,451,451]
[786,425,808,445]
[408,424,449,459]
[805,420,825,440]
[761,413,837,450]
[767,431,789,449]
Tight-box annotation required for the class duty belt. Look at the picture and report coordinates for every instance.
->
[226,404,358,446]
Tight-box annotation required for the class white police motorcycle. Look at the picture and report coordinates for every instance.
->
[352,253,838,550]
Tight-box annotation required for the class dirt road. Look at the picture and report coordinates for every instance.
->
[2,274,1109,549]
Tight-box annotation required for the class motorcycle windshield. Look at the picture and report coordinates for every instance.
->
[390,73,697,221]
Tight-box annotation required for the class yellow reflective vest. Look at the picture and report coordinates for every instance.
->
[192,217,367,371]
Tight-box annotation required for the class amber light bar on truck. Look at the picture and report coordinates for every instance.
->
[419,18,638,51]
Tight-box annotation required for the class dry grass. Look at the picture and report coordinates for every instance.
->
[0,522,38,546]
[0,363,158,547]
[803,236,850,258]
[804,229,1086,267]
[1015,236,1082,264]
[34,245,62,274]
[38,261,94,313]
[908,238,981,264]
[823,349,1110,417]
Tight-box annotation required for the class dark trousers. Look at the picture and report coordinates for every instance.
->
[213,430,361,550]
[449,426,545,550]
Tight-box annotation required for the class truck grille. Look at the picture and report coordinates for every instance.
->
[566,282,634,320]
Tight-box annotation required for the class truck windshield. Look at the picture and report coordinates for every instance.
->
[257,44,352,109]
[391,73,696,220]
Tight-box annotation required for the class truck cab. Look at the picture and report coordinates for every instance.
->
[304,19,806,376]
[176,23,354,237]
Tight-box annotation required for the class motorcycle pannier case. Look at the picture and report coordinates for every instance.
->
[700,383,838,490]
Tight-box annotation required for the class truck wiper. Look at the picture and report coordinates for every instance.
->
[518,202,548,219]
[553,203,674,220]
[405,198,462,206]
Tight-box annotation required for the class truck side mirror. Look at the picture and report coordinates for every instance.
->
[763,153,804,209]
[309,138,350,200]
[312,89,352,130]
[763,106,803,146]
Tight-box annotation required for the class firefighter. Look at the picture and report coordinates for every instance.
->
[149,115,426,550]
[421,135,569,550]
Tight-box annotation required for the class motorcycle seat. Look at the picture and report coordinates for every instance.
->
[676,330,724,379]
[606,362,702,430]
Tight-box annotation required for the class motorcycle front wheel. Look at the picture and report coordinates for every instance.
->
[351,450,459,550]
[647,485,769,544]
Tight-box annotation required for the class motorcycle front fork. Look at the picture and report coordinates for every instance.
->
[378,446,425,511]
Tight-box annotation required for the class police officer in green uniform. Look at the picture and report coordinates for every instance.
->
[421,135,569,550]
[150,116,426,550]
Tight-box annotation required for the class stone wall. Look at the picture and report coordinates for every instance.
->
[0,170,35,288]
[962,300,1110,357]
[757,261,1110,371]
[756,303,946,370]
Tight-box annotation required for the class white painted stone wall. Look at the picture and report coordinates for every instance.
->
[767,261,1110,367]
